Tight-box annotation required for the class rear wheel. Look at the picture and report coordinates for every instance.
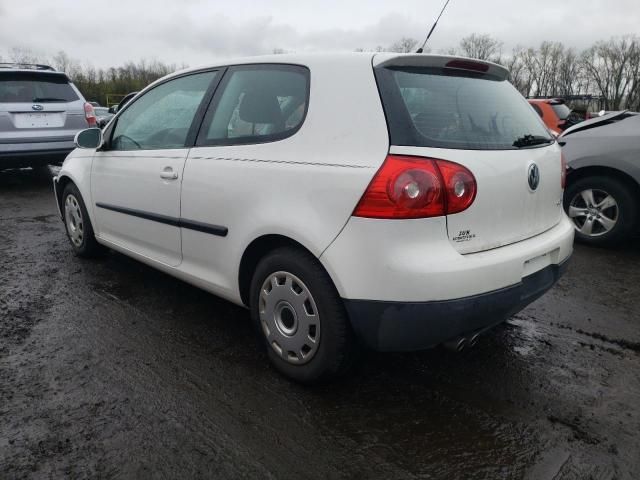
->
[564,175,638,246]
[62,183,105,257]
[250,247,355,383]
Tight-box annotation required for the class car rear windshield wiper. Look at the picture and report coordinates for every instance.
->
[513,134,553,148]
[32,97,67,102]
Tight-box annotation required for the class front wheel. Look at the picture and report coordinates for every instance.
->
[564,175,638,246]
[62,183,105,257]
[250,247,355,383]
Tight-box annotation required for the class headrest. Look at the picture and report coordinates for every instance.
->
[239,91,283,124]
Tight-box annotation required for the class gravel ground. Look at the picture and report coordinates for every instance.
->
[1,167,639,479]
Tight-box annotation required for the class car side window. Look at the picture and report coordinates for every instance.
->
[111,71,217,151]
[199,65,309,146]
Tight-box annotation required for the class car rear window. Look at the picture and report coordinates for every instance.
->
[0,72,79,103]
[375,67,553,150]
[551,103,571,120]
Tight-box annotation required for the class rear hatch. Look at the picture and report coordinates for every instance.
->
[0,70,88,145]
[373,55,564,254]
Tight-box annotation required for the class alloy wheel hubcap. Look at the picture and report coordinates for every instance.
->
[259,271,320,365]
[568,188,618,237]
[64,194,84,247]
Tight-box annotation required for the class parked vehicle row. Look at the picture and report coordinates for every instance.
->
[561,111,640,246]
[526,97,639,245]
[92,106,112,128]
[0,63,96,169]
[528,98,583,134]
[54,53,573,383]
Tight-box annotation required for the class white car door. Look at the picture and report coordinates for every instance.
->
[180,64,312,296]
[91,70,219,266]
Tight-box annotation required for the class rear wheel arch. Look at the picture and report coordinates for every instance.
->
[238,234,334,307]
[567,165,640,199]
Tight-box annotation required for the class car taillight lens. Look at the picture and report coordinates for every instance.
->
[353,155,477,219]
[435,159,477,214]
[84,102,96,127]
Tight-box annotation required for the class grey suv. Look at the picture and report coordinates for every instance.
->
[0,63,96,169]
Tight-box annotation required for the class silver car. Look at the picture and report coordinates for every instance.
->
[0,63,95,169]
[561,111,640,246]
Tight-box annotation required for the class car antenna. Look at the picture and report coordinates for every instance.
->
[416,0,452,53]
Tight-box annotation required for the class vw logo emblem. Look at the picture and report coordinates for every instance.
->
[528,163,540,191]
[32,104,44,111]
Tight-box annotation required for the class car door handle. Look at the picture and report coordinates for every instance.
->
[160,168,178,180]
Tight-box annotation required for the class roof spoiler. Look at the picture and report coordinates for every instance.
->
[372,54,509,81]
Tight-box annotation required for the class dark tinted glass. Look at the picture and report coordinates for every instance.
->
[0,72,79,103]
[551,103,571,120]
[376,67,553,150]
[201,65,309,145]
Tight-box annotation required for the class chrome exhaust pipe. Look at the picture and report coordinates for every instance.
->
[443,336,467,352]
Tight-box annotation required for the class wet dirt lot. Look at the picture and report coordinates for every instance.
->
[1,167,639,480]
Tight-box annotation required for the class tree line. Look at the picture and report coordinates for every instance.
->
[364,34,640,111]
[4,33,640,111]
[2,48,181,106]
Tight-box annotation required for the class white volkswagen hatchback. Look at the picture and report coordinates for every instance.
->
[54,53,574,383]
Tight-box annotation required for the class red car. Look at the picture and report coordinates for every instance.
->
[528,98,581,134]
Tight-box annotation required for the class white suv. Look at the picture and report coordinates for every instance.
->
[53,53,574,383]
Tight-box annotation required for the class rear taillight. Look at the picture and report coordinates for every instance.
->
[84,102,96,127]
[561,152,567,189]
[353,155,477,219]
[436,159,477,214]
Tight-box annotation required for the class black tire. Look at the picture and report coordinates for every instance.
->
[61,182,105,257]
[564,175,638,247]
[249,247,355,384]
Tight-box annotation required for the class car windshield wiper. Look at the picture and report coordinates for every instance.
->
[513,134,553,148]
[32,97,68,102]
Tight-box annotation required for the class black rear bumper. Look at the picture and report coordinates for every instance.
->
[0,149,72,168]
[343,259,570,352]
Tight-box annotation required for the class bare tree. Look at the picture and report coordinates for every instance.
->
[582,36,639,109]
[503,47,530,95]
[9,46,43,64]
[51,50,82,78]
[623,42,640,110]
[459,33,503,63]
[389,37,418,53]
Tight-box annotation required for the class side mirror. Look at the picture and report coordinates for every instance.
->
[108,106,117,114]
[74,128,103,149]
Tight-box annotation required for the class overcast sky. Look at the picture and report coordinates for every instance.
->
[0,0,637,68]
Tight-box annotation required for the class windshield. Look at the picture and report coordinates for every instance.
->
[375,66,553,150]
[551,103,571,120]
[0,72,79,103]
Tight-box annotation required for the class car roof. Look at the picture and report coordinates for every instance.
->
[153,52,510,89]
[171,52,373,75]
[0,64,70,82]
[528,98,565,105]
[0,63,59,73]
